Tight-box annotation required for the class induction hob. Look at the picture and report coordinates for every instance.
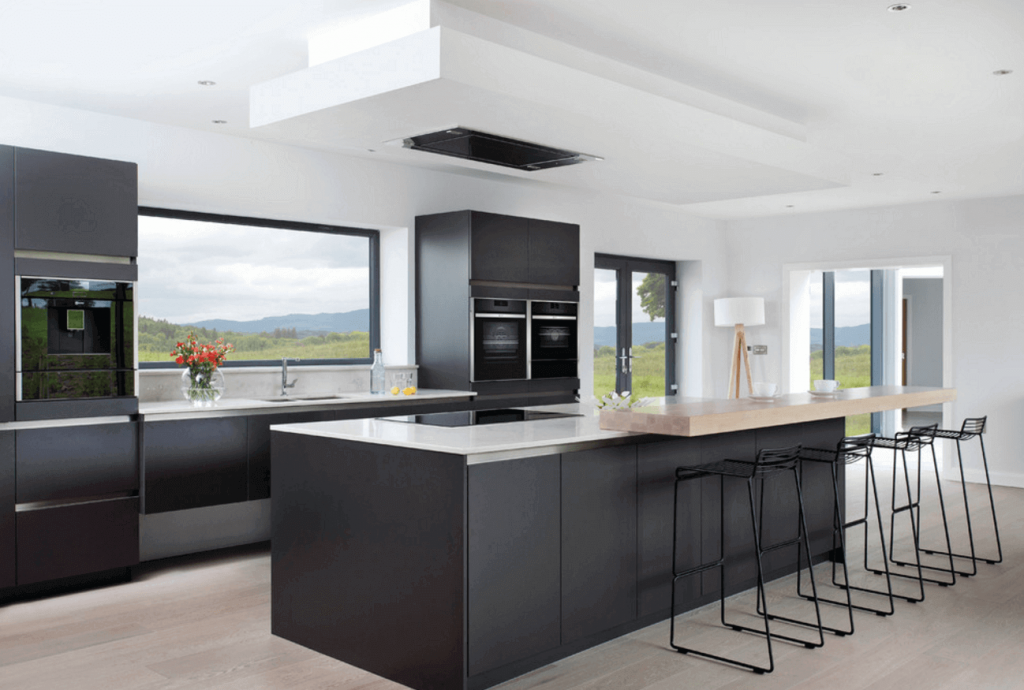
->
[378,408,582,428]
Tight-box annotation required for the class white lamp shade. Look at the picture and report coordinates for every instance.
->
[714,297,765,327]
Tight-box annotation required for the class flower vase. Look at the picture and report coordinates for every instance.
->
[181,368,226,407]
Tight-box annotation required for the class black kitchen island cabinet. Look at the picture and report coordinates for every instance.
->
[269,409,844,690]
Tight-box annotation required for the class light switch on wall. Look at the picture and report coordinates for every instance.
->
[748,345,768,355]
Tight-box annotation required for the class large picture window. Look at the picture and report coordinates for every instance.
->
[137,208,379,366]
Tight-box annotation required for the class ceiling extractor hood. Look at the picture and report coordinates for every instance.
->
[401,127,602,171]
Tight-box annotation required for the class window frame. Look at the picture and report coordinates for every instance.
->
[137,206,380,369]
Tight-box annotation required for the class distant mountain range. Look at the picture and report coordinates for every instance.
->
[594,322,666,348]
[190,309,369,335]
[811,324,870,348]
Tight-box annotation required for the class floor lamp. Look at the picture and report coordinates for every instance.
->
[714,297,765,399]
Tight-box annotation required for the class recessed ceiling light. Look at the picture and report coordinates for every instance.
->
[888,3,911,12]
[786,205,795,208]
[993,69,1014,76]
[212,120,227,124]
[931,190,941,194]
[873,172,884,176]
[198,80,216,86]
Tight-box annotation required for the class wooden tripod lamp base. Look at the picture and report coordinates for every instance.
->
[714,297,765,400]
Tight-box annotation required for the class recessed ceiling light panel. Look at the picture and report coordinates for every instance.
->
[212,120,227,124]
[402,127,602,171]
[888,3,911,11]
[198,80,216,86]
[993,69,1014,76]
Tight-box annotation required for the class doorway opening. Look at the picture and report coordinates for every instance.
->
[593,255,677,400]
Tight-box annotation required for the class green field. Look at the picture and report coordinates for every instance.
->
[138,316,370,362]
[593,341,666,400]
[811,344,872,435]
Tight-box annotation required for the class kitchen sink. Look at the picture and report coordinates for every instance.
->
[262,395,350,403]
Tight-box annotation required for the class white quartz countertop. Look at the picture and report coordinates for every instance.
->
[138,389,476,420]
[270,402,642,464]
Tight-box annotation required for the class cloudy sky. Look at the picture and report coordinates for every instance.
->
[593,268,666,328]
[808,269,871,328]
[138,215,370,324]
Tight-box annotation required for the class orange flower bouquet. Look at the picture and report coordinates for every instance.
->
[171,333,234,406]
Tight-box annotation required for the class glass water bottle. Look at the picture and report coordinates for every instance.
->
[370,348,386,394]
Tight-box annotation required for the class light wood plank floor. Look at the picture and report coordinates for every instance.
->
[1,471,1021,690]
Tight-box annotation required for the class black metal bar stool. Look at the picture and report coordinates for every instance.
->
[797,434,895,624]
[929,417,1003,567]
[870,424,956,595]
[669,445,825,675]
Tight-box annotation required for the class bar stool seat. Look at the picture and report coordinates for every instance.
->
[669,445,825,674]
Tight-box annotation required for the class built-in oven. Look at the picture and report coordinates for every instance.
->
[471,298,528,382]
[17,277,135,401]
[530,300,578,379]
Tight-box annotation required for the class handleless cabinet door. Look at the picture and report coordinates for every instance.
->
[468,454,560,676]
[470,212,529,283]
[16,423,138,504]
[143,417,248,513]
[561,445,637,644]
[0,431,14,589]
[14,147,138,257]
[527,219,579,286]
[637,437,702,618]
[246,411,334,501]
[0,146,13,424]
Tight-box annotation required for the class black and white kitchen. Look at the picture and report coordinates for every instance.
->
[2,2,1024,689]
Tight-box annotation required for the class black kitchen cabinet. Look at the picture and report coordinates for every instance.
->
[0,431,14,589]
[12,422,139,587]
[13,147,138,257]
[17,496,138,585]
[143,416,248,513]
[416,210,580,406]
[527,218,580,286]
[246,410,334,500]
[16,423,138,503]
[470,212,529,283]
[468,455,561,676]
[0,146,13,424]
[637,436,703,618]
[560,445,637,644]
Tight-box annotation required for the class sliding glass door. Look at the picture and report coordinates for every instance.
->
[594,255,677,400]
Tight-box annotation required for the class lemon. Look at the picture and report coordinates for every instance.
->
[390,386,400,395]
[402,386,416,396]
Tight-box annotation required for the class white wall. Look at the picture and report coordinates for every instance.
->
[725,196,1024,487]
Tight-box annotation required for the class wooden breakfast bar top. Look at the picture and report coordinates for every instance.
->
[598,385,956,437]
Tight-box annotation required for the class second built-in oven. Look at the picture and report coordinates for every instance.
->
[471,298,528,382]
[530,301,578,379]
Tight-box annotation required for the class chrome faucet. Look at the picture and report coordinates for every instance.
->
[281,357,299,395]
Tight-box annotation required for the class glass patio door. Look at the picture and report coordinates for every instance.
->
[593,254,677,400]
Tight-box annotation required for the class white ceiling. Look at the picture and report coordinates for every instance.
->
[1,0,1021,219]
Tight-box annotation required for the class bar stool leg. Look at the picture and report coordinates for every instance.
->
[872,447,927,601]
[919,438,978,576]
[891,445,957,585]
[752,468,827,644]
[978,434,1004,564]
[795,461,855,631]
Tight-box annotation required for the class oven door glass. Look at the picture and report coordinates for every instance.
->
[473,317,527,381]
[530,317,578,379]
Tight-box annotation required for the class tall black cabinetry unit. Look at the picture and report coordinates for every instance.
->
[416,210,580,408]
[1,145,140,598]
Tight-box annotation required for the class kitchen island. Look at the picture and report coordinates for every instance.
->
[269,387,953,690]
